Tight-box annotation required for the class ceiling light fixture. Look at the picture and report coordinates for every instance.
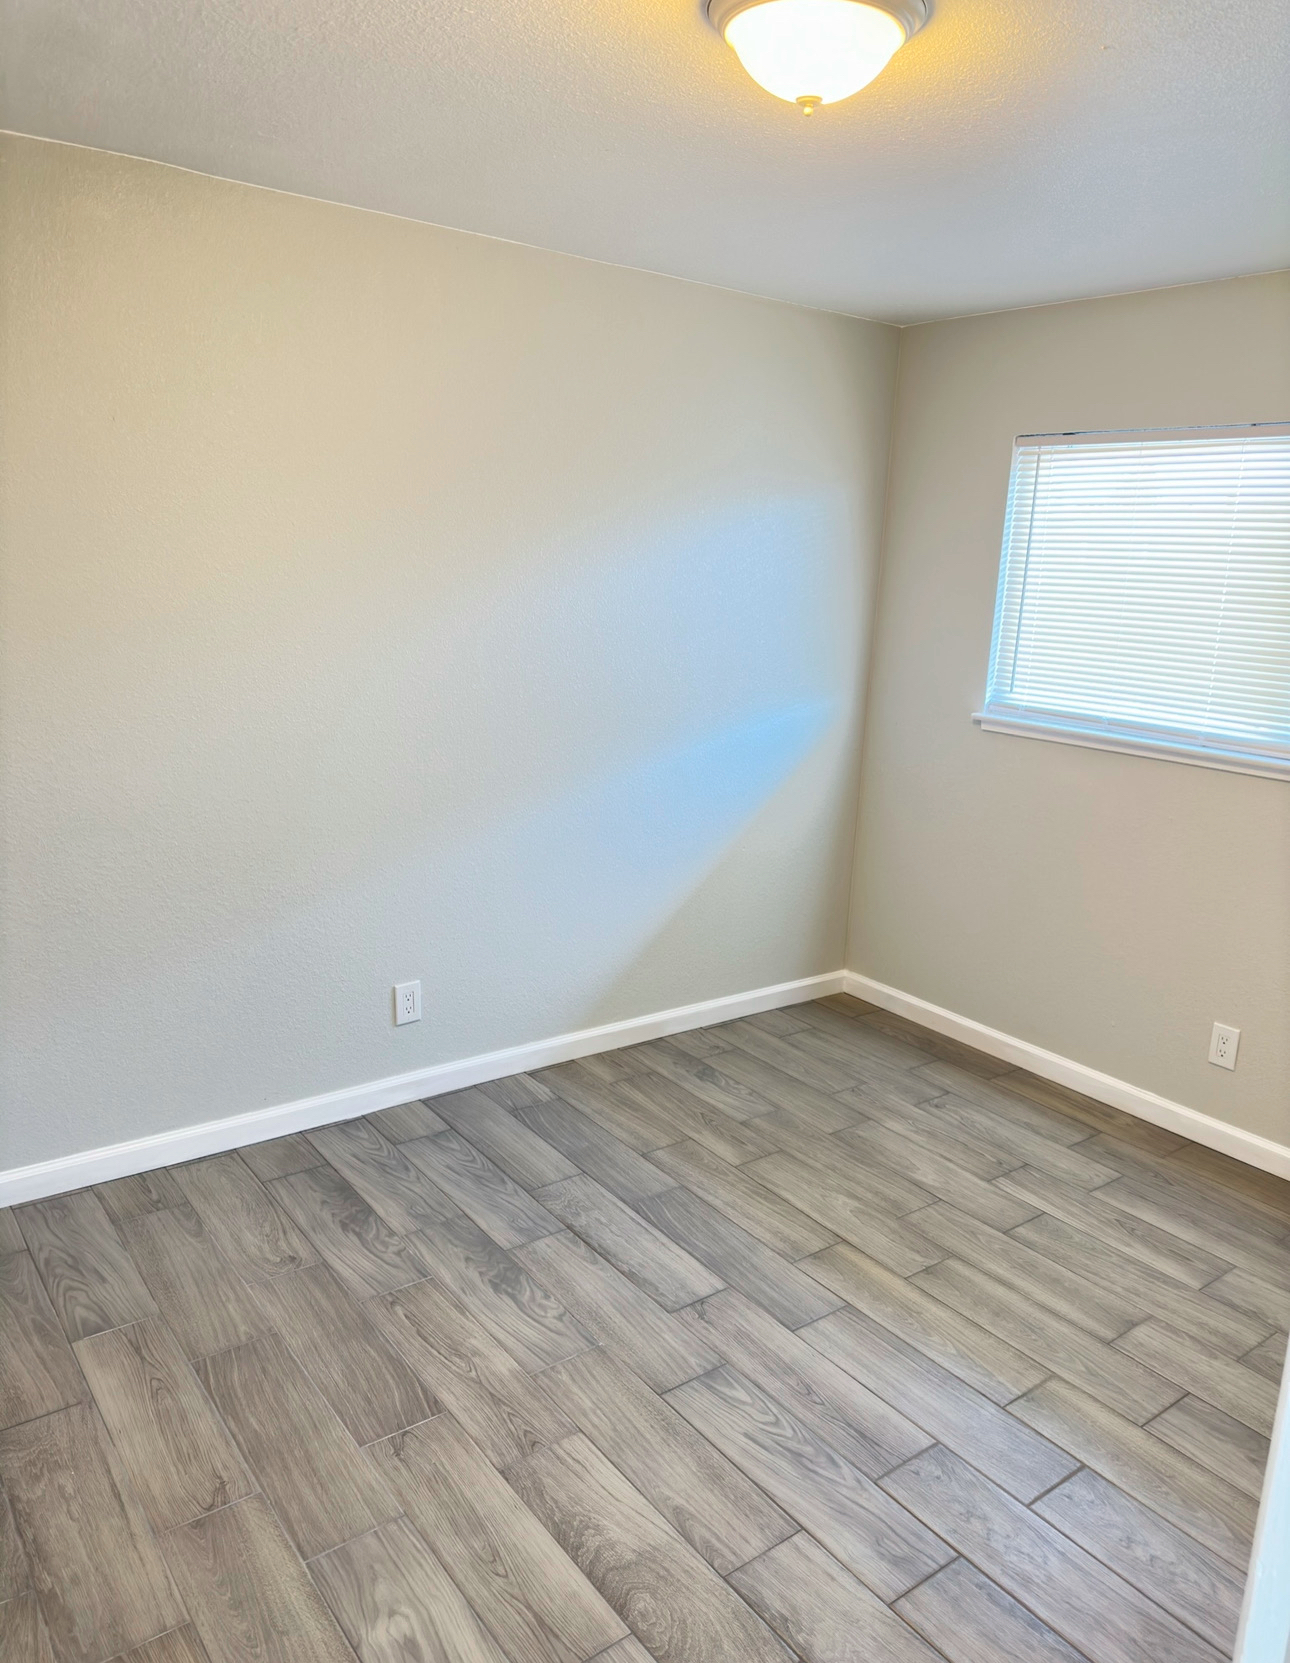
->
[708,0,928,114]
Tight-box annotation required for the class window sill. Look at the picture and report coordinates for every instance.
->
[972,712,1290,782]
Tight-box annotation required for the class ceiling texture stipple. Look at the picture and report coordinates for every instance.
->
[2,0,1287,321]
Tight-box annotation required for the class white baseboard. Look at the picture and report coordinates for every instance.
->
[845,971,1290,1182]
[0,971,845,1207]
[6,964,1286,1207]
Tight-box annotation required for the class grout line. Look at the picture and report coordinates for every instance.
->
[1025,1465,1084,1509]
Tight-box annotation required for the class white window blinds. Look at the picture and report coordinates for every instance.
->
[979,425,1290,778]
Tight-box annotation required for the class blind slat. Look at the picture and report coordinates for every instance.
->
[982,427,1290,767]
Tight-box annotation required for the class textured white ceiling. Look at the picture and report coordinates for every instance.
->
[3,0,1287,321]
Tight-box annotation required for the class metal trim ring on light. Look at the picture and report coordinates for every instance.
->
[706,0,930,47]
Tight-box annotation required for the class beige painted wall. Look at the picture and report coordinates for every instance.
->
[850,272,1290,1145]
[1,135,898,1171]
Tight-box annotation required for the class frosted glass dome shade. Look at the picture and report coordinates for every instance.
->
[721,0,911,109]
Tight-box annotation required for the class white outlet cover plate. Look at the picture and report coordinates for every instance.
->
[1208,1022,1240,1070]
[394,981,422,1025]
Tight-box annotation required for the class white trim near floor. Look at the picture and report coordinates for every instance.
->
[5,966,1287,1207]
[0,971,845,1207]
[845,970,1290,1182]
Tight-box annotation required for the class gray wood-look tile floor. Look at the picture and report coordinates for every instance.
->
[2,994,1286,1663]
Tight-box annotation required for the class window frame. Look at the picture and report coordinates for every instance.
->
[974,421,1290,782]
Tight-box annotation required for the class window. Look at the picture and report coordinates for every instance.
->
[978,424,1290,779]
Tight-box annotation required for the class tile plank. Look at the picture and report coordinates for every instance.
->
[310,1515,510,1663]
[800,1243,1046,1405]
[632,1187,839,1328]
[745,1152,941,1274]
[0,1402,185,1663]
[94,1170,186,1223]
[913,1257,1180,1423]
[887,1092,1119,1189]
[1,1487,29,1601]
[631,1040,803,1122]
[1165,1142,1290,1226]
[834,1124,1038,1230]
[680,1289,932,1480]
[1092,1171,1290,1286]
[510,1096,676,1204]
[506,1432,792,1663]
[197,1331,399,1559]
[816,992,880,1019]
[268,1166,431,1298]
[370,1415,627,1663]
[539,1063,679,1152]
[1145,1393,1271,1498]
[654,1025,729,1059]
[514,1232,718,1392]
[1009,1211,1269,1356]
[476,1072,556,1111]
[304,1119,460,1234]
[786,1007,945,1075]
[749,1129,937,1217]
[882,1444,1223,1663]
[719,1020,877,1095]
[729,1531,943,1663]
[541,1348,795,1573]
[117,1628,210,1663]
[251,1263,438,1444]
[1115,1319,1279,1435]
[1242,1330,1288,1385]
[0,1251,85,1429]
[592,1641,654,1663]
[648,1140,834,1259]
[613,1073,780,1165]
[850,1008,1006,1078]
[368,1275,573,1467]
[1008,1377,1258,1567]
[534,1177,723,1311]
[833,1096,1022,1181]
[235,1136,322,1182]
[0,1592,55,1663]
[996,1166,1236,1289]
[914,1203,1143,1341]
[365,1099,448,1141]
[162,1495,353,1663]
[117,1205,269,1361]
[1086,1139,1290,1241]
[665,1365,952,1601]
[567,1047,652,1083]
[16,1191,159,1342]
[704,1043,877,1126]
[911,1063,1095,1145]
[75,1318,253,1530]
[1207,1267,1290,1332]
[1035,1467,1244,1654]
[412,1214,592,1372]
[402,1130,560,1247]
[894,1558,1092,1663]
[430,1087,579,1190]
[172,1156,316,1285]
[1000,1073,1178,1149]
[801,1303,1078,1502]
[741,1006,812,1036]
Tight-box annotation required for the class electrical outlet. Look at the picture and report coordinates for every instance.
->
[1208,1022,1239,1070]
[394,981,422,1026]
